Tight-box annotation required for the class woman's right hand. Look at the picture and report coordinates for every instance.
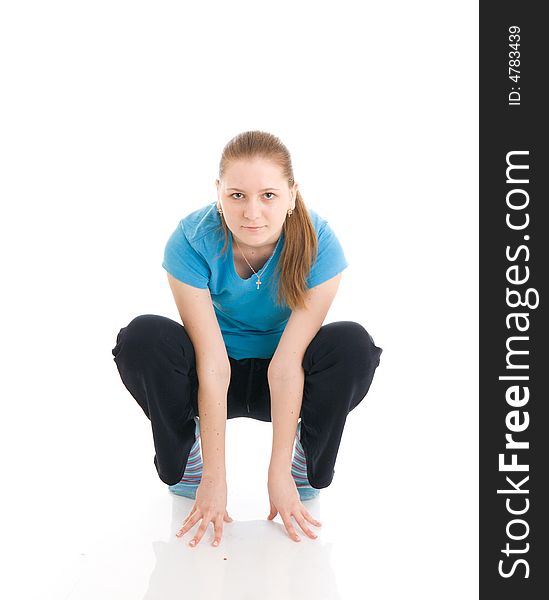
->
[175,475,233,547]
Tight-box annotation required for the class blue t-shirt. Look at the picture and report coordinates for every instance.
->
[162,201,349,359]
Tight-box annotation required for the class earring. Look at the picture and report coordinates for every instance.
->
[217,207,223,215]
[287,208,293,216]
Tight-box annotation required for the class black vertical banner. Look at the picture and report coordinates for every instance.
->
[481,2,549,598]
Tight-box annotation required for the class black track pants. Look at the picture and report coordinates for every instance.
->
[111,314,382,488]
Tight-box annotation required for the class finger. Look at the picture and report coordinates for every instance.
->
[182,507,197,526]
[294,513,318,539]
[302,510,322,528]
[212,516,224,547]
[224,512,234,523]
[177,509,200,534]
[189,517,211,547]
[182,502,197,520]
[176,511,201,538]
[267,501,278,520]
[281,514,300,542]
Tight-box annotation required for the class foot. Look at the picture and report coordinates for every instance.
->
[292,421,320,501]
[169,417,202,499]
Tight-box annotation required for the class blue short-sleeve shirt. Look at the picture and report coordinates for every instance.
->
[162,201,348,359]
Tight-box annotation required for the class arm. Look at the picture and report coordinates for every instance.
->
[267,366,305,475]
[268,273,343,474]
[167,273,230,479]
[197,376,230,480]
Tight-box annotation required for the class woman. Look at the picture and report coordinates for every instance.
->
[111,130,382,548]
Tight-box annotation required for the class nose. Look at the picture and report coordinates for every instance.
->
[243,197,262,222]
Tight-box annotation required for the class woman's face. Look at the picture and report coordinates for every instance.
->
[216,157,297,251]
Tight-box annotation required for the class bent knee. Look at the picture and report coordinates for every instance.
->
[332,321,382,360]
[112,314,175,365]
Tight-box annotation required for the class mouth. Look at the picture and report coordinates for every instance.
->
[243,226,265,230]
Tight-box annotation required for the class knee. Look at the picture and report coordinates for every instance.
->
[330,321,382,363]
[112,314,175,367]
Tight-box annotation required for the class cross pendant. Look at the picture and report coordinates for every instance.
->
[256,278,262,290]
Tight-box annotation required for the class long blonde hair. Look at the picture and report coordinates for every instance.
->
[217,130,317,311]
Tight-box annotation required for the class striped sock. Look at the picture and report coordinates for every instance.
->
[291,421,320,500]
[179,420,202,484]
[168,417,202,498]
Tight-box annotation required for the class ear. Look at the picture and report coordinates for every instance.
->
[215,179,222,205]
[292,182,299,209]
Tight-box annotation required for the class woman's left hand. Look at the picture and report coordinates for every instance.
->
[267,470,322,542]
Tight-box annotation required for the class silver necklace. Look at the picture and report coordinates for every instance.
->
[233,234,282,290]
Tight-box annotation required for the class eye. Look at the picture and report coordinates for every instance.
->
[229,192,276,200]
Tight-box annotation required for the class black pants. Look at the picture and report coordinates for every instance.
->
[111,314,382,489]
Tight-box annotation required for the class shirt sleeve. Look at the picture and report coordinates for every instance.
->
[162,222,210,289]
[306,220,349,288]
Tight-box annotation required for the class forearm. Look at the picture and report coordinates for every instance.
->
[196,372,230,480]
[268,365,305,474]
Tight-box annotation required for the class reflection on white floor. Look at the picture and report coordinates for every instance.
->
[60,417,347,600]
[16,380,477,600]
[66,494,340,600]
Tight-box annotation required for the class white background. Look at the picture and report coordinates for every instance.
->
[1,1,478,598]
